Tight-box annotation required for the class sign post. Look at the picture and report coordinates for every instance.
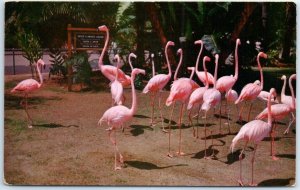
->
[66,24,104,91]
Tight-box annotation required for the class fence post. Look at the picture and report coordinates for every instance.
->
[12,48,16,75]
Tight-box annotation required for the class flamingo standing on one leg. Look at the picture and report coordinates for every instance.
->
[194,40,215,86]
[110,54,124,105]
[231,88,276,186]
[256,74,296,160]
[143,41,175,132]
[97,25,131,86]
[280,75,296,134]
[98,68,145,170]
[165,48,199,157]
[235,52,267,122]
[11,59,45,128]
[201,55,222,159]
[216,39,241,133]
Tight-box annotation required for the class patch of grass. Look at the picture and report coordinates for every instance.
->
[47,86,66,93]
[115,178,127,184]
[5,81,18,90]
[5,117,26,134]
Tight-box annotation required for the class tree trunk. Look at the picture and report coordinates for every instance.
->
[135,3,145,67]
[280,2,296,62]
[144,3,176,67]
[230,3,257,43]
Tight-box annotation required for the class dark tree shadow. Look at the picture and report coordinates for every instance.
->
[134,114,150,119]
[258,178,295,186]
[33,123,79,128]
[292,129,296,134]
[201,133,228,140]
[236,120,247,125]
[263,136,294,142]
[224,147,254,165]
[194,123,215,128]
[276,154,295,159]
[163,118,177,125]
[5,94,62,110]
[273,121,287,126]
[130,125,154,136]
[124,160,187,170]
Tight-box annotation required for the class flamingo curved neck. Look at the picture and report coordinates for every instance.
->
[234,42,239,81]
[130,73,137,115]
[195,42,203,73]
[213,56,219,88]
[37,61,43,87]
[257,55,264,90]
[152,59,155,77]
[165,44,172,77]
[203,59,209,88]
[267,90,275,126]
[281,77,287,98]
[174,52,183,80]
[129,55,134,71]
[289,75,296,110]
[99,29,109,69]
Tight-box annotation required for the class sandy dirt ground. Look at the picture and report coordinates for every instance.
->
[4,74,296,186]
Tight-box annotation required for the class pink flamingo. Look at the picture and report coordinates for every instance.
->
[165,48,199,157]
[98,68,145,170]
[110,54,124,105]
[257,90,278,104]
[235,52,267,122]
[194,40,215,86]
[128,53,136,71]
[256,74,296,160]
[151,53,155,77]
[97,25,130,87]
[224,89,239,131]
[187,64,209,138]
[216,39,241,132]
[11,59,45,128]
[201,55,221,159]
[280,75,296,134]
[142,41,175,132]
[231,88,276,186]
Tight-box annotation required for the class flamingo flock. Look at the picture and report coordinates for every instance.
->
[10,25,296,186]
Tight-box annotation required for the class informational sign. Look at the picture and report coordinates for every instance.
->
[74,33,105,50]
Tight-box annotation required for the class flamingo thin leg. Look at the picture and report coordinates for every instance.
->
[238,140,248,186]
[177,103,185,156]
[24,94,33,128]
[284,112,295,135]
[247,102,253,122]
[158,92,167,132]
[249,144,258,186]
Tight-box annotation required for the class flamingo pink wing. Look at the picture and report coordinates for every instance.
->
[143,74,170,93]
[11,79,40,93]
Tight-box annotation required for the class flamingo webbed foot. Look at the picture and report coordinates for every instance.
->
[28,125,33,128]
[248,183,257,186]
[114,166,122,171]
[176,151,185,156]
[167,153,173,158]
[238,180,244,186]
[272,156,279,161]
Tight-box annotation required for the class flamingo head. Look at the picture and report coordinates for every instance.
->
[269,88,277,100]
[151,53,154,58]
[132,68,146,76]
[177,48,182,55]
[166,41,175,47]
[194,40,203,45]
[254,80,261,86]
[114,54,120,62]
[236,38,241,45]
[129,53,137,59]
[258,52,268,59]
[281,75,287,80]
[37,59,45,66]
[214,54,219,64]
[187,67,195,72]
[97,25,108,32]
[203,56,211,63]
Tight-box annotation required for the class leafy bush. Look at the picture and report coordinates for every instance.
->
[65,52,92,87]
[48,48,67,79]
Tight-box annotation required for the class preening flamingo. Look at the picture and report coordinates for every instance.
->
[110,54,124,105]
[194,40,215,86]
[98,68,146,170]
[280,75,296,134]
[231,88,276,186]
[256,74,296,160]
[143,41,175,132]
[11,59,45,128]
[165,48,199,157]
[235,52,267,122]
[201,55,221,159]
[97,25,130,86]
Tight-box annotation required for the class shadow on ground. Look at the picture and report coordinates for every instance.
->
[33,123,79,128]
[130,125,154,136]
[258,177,295,186]
[125,160,187,170]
